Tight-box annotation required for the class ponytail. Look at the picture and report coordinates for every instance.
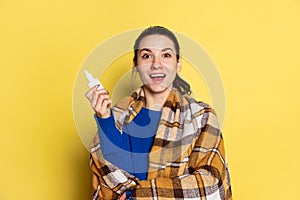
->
[173,74,191,95]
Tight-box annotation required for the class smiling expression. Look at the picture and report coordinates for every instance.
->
[134,34,181,94]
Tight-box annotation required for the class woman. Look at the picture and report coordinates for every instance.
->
[86,26,232,200]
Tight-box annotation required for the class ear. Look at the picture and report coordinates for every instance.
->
[132,60,137,71]
[176,58,182,72]
[132,62,138,72]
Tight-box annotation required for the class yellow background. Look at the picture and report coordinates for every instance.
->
[1,0,299,199]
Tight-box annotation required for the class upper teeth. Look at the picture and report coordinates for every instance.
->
[150,74,165,78]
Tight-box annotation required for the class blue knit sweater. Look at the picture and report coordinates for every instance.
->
[95,107,161,180]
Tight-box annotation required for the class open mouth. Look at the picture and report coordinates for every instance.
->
[149,73,166,84]
[149,73,166,79]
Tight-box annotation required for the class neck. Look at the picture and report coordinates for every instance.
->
[142,87,171,111]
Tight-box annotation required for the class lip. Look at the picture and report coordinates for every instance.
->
[149,73,166,78]
[149,73,166,84]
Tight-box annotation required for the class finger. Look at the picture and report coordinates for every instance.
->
[95,88,109,95]
[92,88,109,101]
[101,99,112,110]
[85,86,109,100]
[91,91,101,109]
[95,95,111,111]
[95,99,112,117]
[85,85,99,100]
[92,92,111,111]
[119,193,126,200]
[94,93,110,108]
[98,93,110,101]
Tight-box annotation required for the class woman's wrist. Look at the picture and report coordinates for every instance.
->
[96,111,111,119]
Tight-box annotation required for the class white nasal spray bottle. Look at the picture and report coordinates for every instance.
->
[84,70,104,89]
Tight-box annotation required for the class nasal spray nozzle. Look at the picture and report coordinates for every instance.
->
[84,70,104,89]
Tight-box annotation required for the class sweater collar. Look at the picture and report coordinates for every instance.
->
[114,86,182,131]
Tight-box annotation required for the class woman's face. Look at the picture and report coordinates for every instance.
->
[134,34,181,94]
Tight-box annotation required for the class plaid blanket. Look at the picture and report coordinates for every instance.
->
[90,87,232,199]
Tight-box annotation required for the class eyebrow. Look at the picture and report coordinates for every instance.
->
[139,47,174,52]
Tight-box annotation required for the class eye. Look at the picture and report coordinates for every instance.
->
[163,53,172,58]
[141,53,151,59]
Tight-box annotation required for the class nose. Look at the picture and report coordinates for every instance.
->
[151,56,161,70]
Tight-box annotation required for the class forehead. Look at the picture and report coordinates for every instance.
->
[138,34,176,51]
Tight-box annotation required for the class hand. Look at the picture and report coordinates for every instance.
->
[119,192,126,200]
[85,85,112,118]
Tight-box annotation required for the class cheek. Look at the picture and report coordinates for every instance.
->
[136,61,151,68]
[166,68,178,83]
[169,72,177,82]
[137,69,148,80]
[137,67,146,74]
[165,64,179,74]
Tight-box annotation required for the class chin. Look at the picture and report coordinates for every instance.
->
[144,84,171,94]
